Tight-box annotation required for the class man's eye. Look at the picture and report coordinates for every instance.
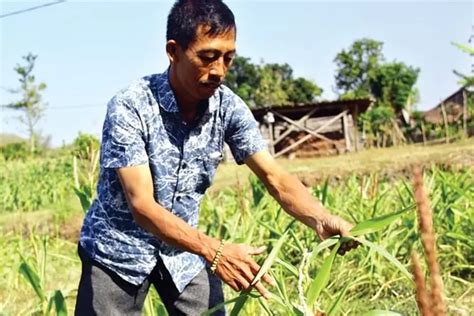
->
[224,55,235,63]
[199,55,216,62]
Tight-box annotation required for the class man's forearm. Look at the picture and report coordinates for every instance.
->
[264,170,330,229]
[132,202,220,263]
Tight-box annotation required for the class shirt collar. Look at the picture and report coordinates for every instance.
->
[154,69,220,114]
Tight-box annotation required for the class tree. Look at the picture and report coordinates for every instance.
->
[4,53,47,153]
[254,64,289,106]
[334,38,384,98]
[360,106,396,147]
[225,56,323,107]
[369,62,420,113]
[225,56,260,106]
[286,77,323,104]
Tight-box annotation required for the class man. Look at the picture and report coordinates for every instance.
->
[75,0,357,315]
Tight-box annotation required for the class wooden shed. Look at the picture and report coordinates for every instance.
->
[423,86,471,125]
[249,99,373,158]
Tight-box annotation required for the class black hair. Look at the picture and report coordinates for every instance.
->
[167,0,236,49]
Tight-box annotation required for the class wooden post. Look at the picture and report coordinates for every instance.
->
[441,102,449,144]
[463,88,468,138]
[352,104,360,151]
[342,111,352,152]
[421,121,427,146]
[268,122,275,156]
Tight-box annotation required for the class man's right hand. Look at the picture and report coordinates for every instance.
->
[211,243,275,299]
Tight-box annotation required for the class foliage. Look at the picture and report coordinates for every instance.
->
[225,56,322,107]
[0,142,30,161]
[254,64,290,106]
[334,38,420,134]
[0,162,472,314]
[287,77,323,104]
[360,106,396,147]
[370,62,420,113]
[225,56,260,106]
[72,132,100,161]
[3,53,47,153]
[452,42,474,87]
[198,167,473,315]
[334,38,384,98]
[0,157,73,212]
[18,236,68,315]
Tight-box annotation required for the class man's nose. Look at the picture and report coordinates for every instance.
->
[209,58,225,79]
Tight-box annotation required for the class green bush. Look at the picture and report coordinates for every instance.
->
[0,142,30,161]
[72,132,100,160]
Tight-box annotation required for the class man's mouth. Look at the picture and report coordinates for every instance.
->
[202,82,221,90]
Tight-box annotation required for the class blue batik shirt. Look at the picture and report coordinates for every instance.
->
[79,69,267,292]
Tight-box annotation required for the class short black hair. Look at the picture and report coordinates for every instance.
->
[167,0,236,49]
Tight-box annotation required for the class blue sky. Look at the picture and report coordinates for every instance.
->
[1,0,472,146]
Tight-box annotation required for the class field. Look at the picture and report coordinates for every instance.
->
[0,140,473,315]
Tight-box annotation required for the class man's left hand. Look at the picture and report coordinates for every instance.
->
[314,214,359,255]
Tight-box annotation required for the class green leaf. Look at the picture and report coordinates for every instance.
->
[350,205,413,236]
[229,230,290,316]
[19,261,45,302]
[251,230,289,287]
[229,292,250,316]
[275,258,298,278]
[327,282,350,316]
[201,295,242,316]
[354,237,413,282]
[306,242,340,307]
[257,297,274,316]
[292,305,306,316]
[74,187,92,213]
[53,290,68,316]
[309,237,339,262]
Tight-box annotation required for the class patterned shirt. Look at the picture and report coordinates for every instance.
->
[79,69,267,292]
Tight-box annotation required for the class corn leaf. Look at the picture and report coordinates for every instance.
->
[19,261,45,302]
[309,237,339,262]
[229,230,289,316]
[354,237,413,282]
[53,290,68,316]
[327,282,350,316]
[292,305,306,316]
[257,297,274,316]
[306,242,340,307]
[350,205,413,236]
[251,230,289,287]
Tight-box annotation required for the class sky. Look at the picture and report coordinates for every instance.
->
[0,0,472,147]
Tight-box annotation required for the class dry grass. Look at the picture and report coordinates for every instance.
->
[412,167,447,316]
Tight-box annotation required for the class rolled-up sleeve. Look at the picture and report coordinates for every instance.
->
[100,96,148,168]
[225,95,267,164]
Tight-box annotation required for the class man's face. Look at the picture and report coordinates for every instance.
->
[172,25,236,102]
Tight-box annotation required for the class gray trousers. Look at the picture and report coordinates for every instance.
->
[75,245,225,316]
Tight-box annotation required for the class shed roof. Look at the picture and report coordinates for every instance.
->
[250,98,373,121]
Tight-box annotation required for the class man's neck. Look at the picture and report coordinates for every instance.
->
[168,67,200,122]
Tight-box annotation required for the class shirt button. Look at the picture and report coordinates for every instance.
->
[182,163,187,169]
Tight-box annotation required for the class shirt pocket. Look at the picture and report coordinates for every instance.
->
[195,152,223,194]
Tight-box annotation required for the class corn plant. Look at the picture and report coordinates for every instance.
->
[198,166,472,315]
[18,236,68,315]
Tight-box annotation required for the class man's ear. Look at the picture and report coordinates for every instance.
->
[166,40,179,64]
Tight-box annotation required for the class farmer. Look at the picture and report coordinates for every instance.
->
[75,0,357,314]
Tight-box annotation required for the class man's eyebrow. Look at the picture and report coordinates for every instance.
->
[197,49,236,54]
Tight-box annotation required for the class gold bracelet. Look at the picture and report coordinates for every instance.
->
[210,240,225,274]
